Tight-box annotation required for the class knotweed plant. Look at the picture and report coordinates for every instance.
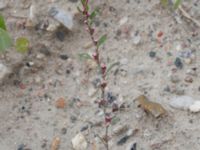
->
[78,0,117,149]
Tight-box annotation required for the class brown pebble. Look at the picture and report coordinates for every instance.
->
[56,98,66,109]
[184,76,193,83]
[51,137,60,150]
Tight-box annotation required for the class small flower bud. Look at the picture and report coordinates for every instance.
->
[92,52,98,60]
[101,81,107,89]
[105,113,112,124]
[101,63,107,74]
[98,99,107,107]
[112,103,119,112]
[94,40,98,45]
[84,20,88,24]
[90,28,95,35]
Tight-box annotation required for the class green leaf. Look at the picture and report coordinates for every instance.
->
[0,14,7,30]
[15,37,29,53]
[160,0,168,7]
[111,116,120,125]
[81,0,86,5]
[78,53,92,60]
[106,62,120,75]
[89,10,97,20]
[97,35,107,48]
[173,0,181,10]
[77,6,83,13]
[0,28,12,52]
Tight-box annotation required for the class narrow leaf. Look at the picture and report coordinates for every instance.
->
[97,35,107,48]
[0,28,12,52]
[15,37,29,53]
[173,0,181,10]
[89,10,97,20]
[0,14,7,30]
[77,6,83,13]
[78,53,92,60]
[106,62,120,75]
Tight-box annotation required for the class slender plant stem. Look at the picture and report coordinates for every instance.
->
[81,1,109,150]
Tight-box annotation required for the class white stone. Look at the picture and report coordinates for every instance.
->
[132,34,141,45]
[72,133,87,150]
[189,101,200,113]
[120,58,128,65]
[119,16,128,26]
[170,96,195,110]
[0,63,9,81]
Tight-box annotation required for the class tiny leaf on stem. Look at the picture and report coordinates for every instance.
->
[78,53,92,60]
[77,6,83,13]
[0,14,7,30]
[97,35,107,48]
[0,28,12,52]
[173,0,181,10]
[15,37,29,53]
[106,62,120,75]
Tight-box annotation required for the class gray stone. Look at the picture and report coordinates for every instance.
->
[170,96,195,110]
[49,7,73,30]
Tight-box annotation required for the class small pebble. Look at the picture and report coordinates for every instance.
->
[149,51,156,58]
[80,125,89,132]
[117,135,129,145]
[170,74,180,83]
[72,133,87,150]
[170,96,195,110]
[56,31,65,41]
[189,101,200,113]
[51,137,60,150]
[174,57,183,69]
[60,54,69,60]
[56,98,66,109]
[61,128,67,134]
[184,76,193,83]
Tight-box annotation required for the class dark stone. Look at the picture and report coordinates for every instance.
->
[92,78,101,88]
[17,144,25,150]
[149,51,156,58]
[66,69,71,74]
[80,125,89,132]
[70,115,77,123]
[117,135,129,145]
[39,45,51,56]
[130,143,137,150]
[174,57,183,69]
[59,54,69,60]
[56,31,65,41]
[107,92,117,103]
[61,128,67,134]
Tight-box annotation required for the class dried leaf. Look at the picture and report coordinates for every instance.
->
[51,137,60,150]
[135,95,167,118]
[15,37,29,53]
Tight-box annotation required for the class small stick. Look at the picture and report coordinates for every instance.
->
[178,5,200,28]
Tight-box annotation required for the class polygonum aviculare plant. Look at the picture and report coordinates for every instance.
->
[78,0,119,149]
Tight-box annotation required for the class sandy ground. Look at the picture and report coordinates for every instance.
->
[1,0,200,149]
